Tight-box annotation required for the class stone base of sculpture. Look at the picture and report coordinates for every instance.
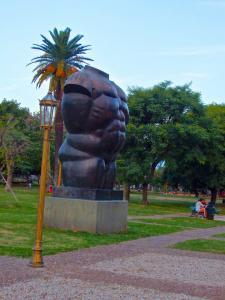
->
[44,196,128,233]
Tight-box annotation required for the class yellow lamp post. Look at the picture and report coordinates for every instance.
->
[30,92,57,267]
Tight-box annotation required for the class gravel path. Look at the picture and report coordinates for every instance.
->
[1,225,225,299]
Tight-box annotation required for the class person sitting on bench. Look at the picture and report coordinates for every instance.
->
[195,198,207,218]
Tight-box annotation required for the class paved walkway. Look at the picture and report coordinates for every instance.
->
[1,223,225,299]
[214,215,225,221]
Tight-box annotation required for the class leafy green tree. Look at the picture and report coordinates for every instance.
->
[16,112,55,186]
[28,27,93,180]
[14,113,43,176]
[0,99,28,146]
[205,104,225,201]
[118,82,204,203]
[164,103,225,203]
[206,104,225,132]
[0,100,30,190]
[2,129,30,190]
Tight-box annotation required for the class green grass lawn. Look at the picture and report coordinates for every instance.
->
[135,217,225,229]
[129,193,225,216]
[0,222,183,258]
[128,194,192,216]
[130,190,196,200]
[0,186,224,258]
[213,233,225,238]
[173,239,225,255]
[173,228,225,254]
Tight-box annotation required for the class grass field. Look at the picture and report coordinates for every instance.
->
[129,192,225,216]
[213,233,225,238]
[173,239,225,255]
[136,217,225,229]
[128,200,191,216]
[0,186,224,257]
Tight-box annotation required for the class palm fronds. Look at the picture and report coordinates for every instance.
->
[28,27,93,90]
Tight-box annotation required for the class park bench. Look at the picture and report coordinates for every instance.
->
[190,203,220,218]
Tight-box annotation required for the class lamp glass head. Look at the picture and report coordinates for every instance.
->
[39,92,57,127]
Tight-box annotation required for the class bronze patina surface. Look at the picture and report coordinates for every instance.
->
[58,66,129,196]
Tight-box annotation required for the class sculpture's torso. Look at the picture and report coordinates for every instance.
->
[59,66,129,189]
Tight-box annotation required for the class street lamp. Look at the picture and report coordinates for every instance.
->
[30,92,57,267]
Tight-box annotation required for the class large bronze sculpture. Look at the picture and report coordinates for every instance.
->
[55,66,129,200]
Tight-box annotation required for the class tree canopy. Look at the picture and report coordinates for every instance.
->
[28,27,92,91]
[0,100,47,189]
[117,82,206,202]
[164,103,225,202]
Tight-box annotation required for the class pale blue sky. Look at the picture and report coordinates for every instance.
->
[1,0,225,112]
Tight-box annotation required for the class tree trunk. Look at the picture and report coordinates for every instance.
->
[123,183,130,201]
[142,183,149,205]
[194,190,199,198]
[210,188,217,204]
[46,143,52,188]
[53,83,63,183]
[163,182,168,193]
[5,159,14,192]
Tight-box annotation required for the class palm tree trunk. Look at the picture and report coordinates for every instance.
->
[123,183,130,201]
[5,159,14,192]
[54,83,63,182]
[142,183,149,205]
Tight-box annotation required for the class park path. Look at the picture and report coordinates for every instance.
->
[1,222,225,299]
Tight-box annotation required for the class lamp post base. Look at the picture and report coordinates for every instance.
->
[30,244,44,268]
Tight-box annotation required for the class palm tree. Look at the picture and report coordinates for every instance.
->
[29,27,92,180]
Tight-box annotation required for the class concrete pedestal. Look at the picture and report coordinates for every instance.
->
[44,197,128,233]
